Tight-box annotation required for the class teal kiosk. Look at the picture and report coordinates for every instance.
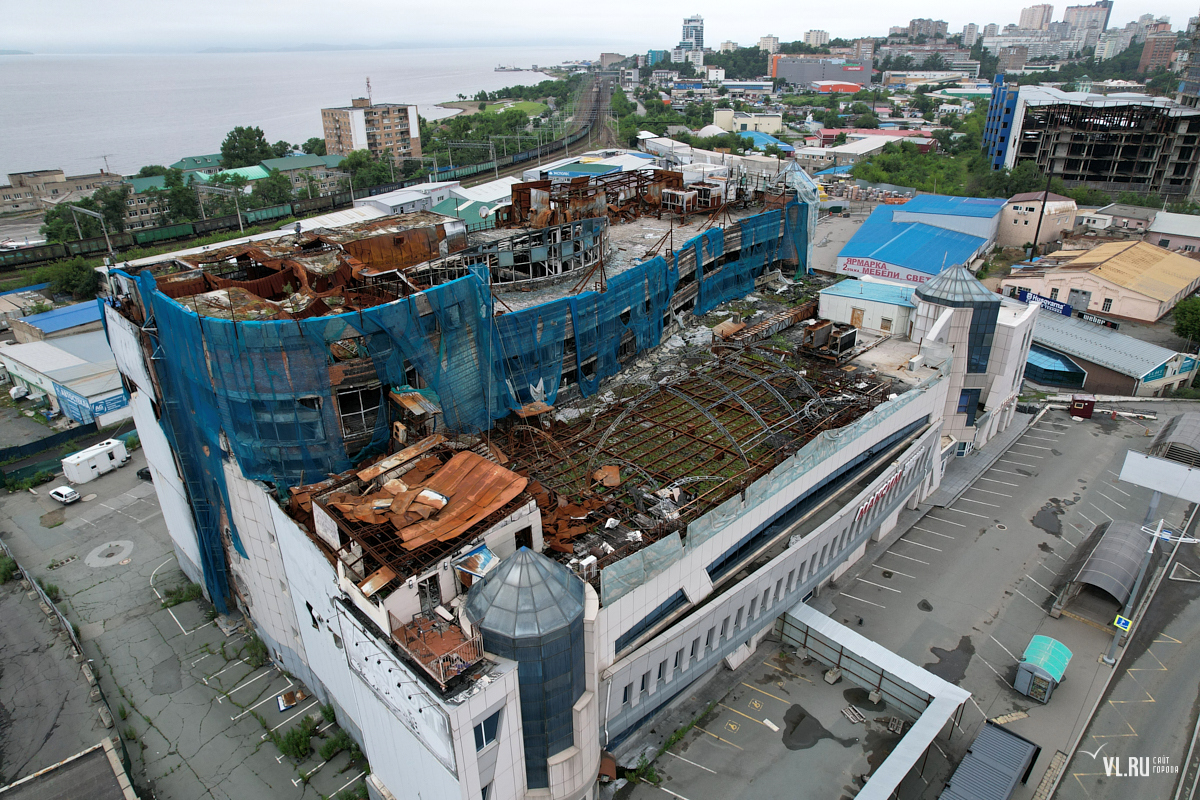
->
[1015,635,1072,703]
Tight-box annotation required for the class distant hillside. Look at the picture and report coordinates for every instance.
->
[0,50,33,55]
[199,43,412,54]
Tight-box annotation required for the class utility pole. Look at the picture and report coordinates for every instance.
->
[197,185,243,233]
[67,205,112,254]
[1030,173,1053,258]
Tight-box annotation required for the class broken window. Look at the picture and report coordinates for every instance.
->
[336,385,382,439]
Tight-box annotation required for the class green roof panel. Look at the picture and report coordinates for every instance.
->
[170,153,223,171]
[260,154,327,171]
[1021,635,1072,682]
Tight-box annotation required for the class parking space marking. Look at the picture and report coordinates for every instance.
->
[1097,491,1127,510]
[1016,441,1054,449]
[883,551,930,565]
[225,666,276,696]
[1007,450,1045,459]
[696,726,743,749]
[871,564,916,579]
[658,787,695,800]
[1024,574,1053,594]
[1106,482,1132,497]
[1045,550,1067,562]
[975,652,1016,688]
[1034,426,1065,434]
[231,676,295,720]
[900,538,943,552]
[978,476,1019,487]
[1013,587,1045,610]
[912,526,954,539]
[1078,509,1097,526]
[990,635,1018,661]
[1087,502,1114,521]
[261,700,319,738]
[959,497,999,508]
[968,487,1013,498]
[858,578,902,594]
[762,660,814,683]
[840,592,886,608]
[989,468,1028,476]
[742,682,790,704]
[720,703,772,728]
[942,507,989,519]
[1037,562,1059,576]
[663,750,716,774]
[331,773,366,798]
[925,515,966,527]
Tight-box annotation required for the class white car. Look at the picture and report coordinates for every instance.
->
[48,486,81,505]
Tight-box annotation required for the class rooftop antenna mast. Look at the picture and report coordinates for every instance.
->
[366,77,373,106]
[96,154,115,173]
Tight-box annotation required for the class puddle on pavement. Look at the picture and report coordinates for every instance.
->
[917,599,933,612]
[782,704,857,751]
[923,635,974,683]
[864,728,901,772]
[1032,500,1064,536]
[843,687,886,712]
[1038,542,1054,553]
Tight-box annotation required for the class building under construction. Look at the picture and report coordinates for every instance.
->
[983,81,1200,198]
[99,161,1022,800]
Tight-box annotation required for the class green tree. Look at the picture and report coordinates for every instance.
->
[250,169,295,208]
[220,126,275,168]
[33,257,102,299]
[921,53,949,71]
[1173,297,1200,343]
[271,140,295,158]
[301,137,327,156]
[137,165,169,177]
[163,169,201,221]
[39,188,127,243]
[340,150,393,190]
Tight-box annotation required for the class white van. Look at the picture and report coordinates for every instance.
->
[61,439,130,485]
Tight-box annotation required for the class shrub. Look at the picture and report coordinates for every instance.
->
[38,580,60,603]
[319,729,355,761]
[243,633,269,669]
[161,582,203,608]
[320,702,337,724]
[0,555,17,583]
[273,717,319,761]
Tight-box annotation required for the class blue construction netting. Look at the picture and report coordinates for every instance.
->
[123,198,811,609]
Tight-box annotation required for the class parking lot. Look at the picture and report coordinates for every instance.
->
[622,406,1199,800]
[629,642,905,800]
[0,451,367,799]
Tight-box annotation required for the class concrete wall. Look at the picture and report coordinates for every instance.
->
[818,292,913,336]
[999,272,1162,321]
[997,199,1076,247]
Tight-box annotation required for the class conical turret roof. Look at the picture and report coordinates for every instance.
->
[464,547,584,639]
[914,264,999,307]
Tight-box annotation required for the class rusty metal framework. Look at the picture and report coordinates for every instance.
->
[495,346,892,582]
[504,169,684,227]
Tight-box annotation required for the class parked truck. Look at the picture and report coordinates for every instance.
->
[61,439,130,485]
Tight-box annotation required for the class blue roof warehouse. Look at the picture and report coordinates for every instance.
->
[834,196,1005,286]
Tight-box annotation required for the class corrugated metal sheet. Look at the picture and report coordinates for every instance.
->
[1073,521,1148,606]
[819,280,916,307]
[897,195,1006,219]
[1066,241,1200,302]
[839,206,986,276]
[941,721,1040,800]
[19,301,102,334]
[1032,309,1176,379]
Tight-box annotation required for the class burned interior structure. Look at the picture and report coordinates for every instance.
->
[102,164,967,800]
[984,82,1200,198]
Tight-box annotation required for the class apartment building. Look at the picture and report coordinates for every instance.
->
[804,30,830,47]
[1019,4,1055,31]
[758,34,780,54]
[321,97,422,163]
[260,155,348,197]
[1,170,123,213]
[909,18,949,39]
[1138,31,1177,73]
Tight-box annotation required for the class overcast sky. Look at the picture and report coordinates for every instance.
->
[4,0,1196,53]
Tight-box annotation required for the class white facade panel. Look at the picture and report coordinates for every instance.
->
[103,304,154,396]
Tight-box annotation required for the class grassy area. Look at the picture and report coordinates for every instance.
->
[480,100,547,117]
